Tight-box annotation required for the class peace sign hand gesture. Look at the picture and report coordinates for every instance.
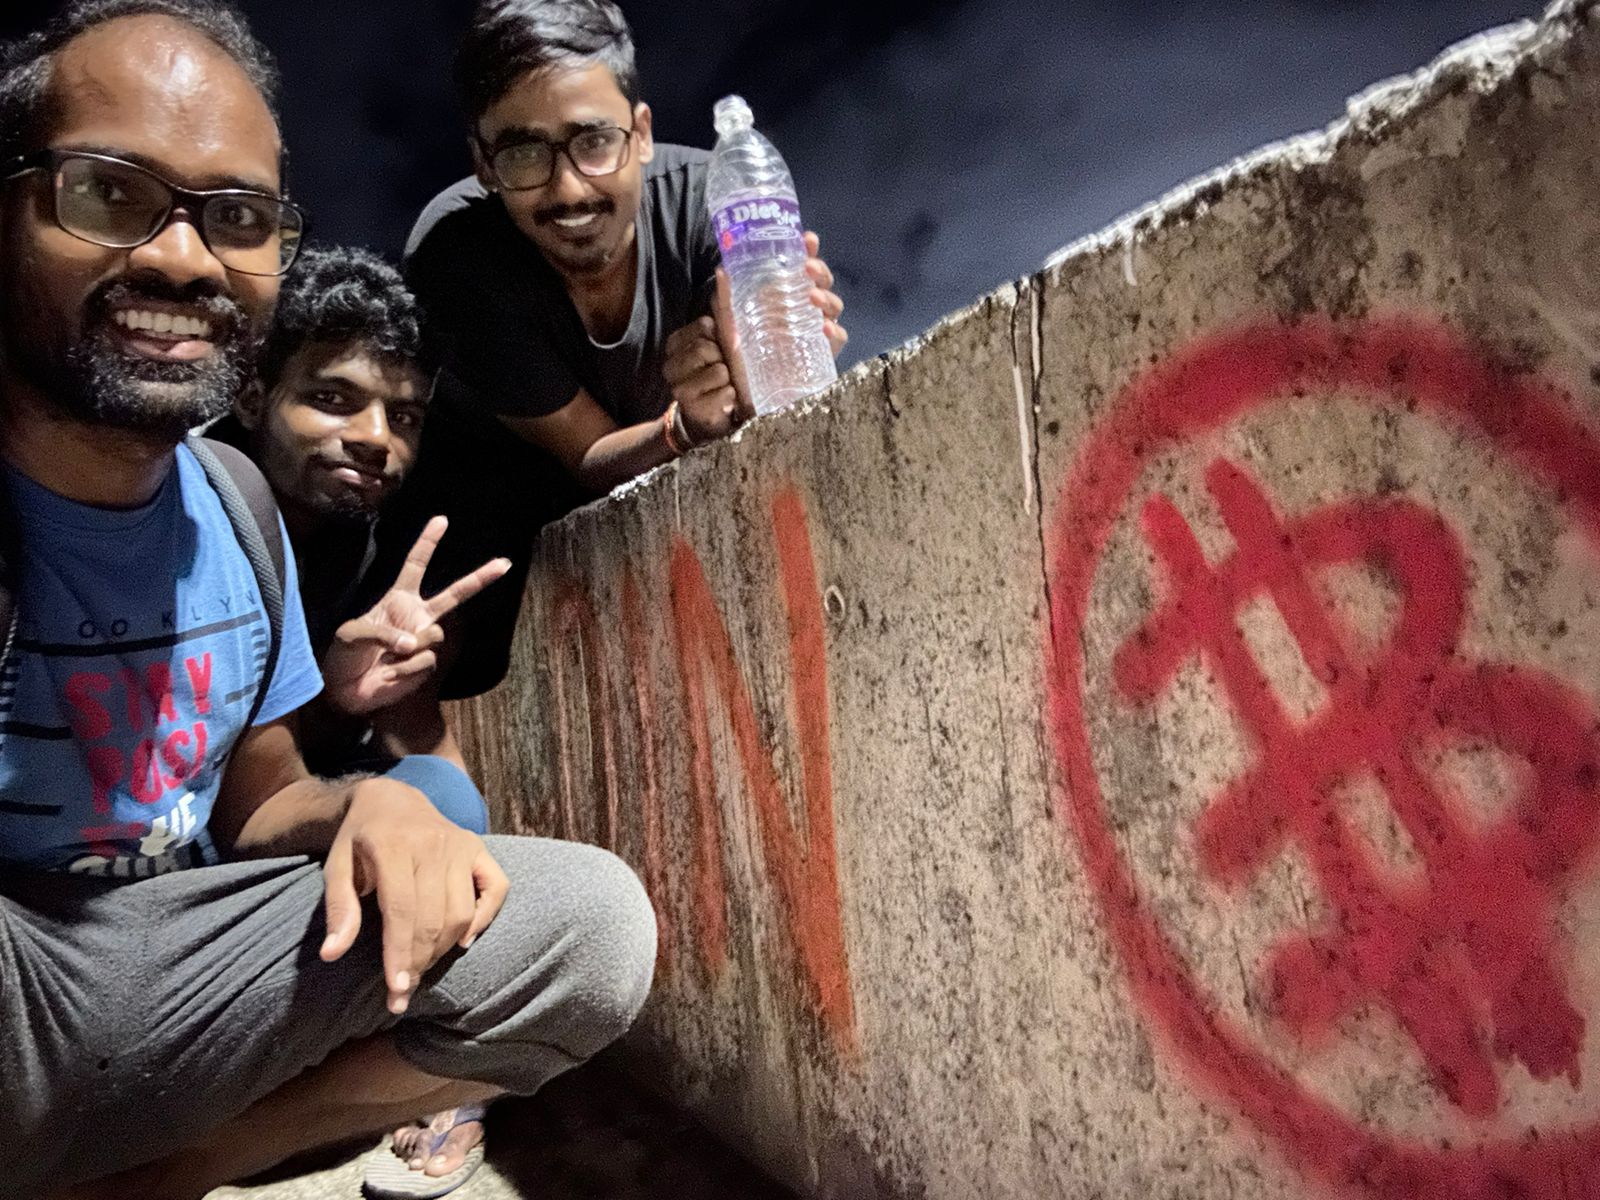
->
[320,516,511,717]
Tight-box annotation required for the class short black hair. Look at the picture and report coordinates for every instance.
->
[454,0,638,127]
[0,0,279,167]
[258,245,430,390]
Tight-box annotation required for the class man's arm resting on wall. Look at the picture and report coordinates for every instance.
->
[498,386,677,494]
[498,333,752,493]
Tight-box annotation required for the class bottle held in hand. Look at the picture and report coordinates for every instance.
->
[706,94,837,415]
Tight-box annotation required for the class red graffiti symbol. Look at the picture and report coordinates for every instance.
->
[1049,318,1600,1197]
[1118,458,1598,1119]
[670,484,856,1053]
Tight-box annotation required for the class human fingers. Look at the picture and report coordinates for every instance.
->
[712,268,756,420]
[373,846,420,1013]
[410,854,449,993]
[824,319,849,358]
[446,858,479,952]
[425,557,513,620]
[711,267,739,354]
[809,285,844,322]
[663,315,716,358]
[461,850,510,948]
[674,360,734,406]
[411,622,447,651]
[678,380,740,442]
[662,336,725,387]
[384,650,440,682]
[804,255,835,293]
[320,833,362,962]
[394,516,449,595]
[334,616,418,657]
[661,318,720,386]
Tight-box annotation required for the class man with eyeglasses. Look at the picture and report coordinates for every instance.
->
[381,0,847,700]
[0,3,655,1197]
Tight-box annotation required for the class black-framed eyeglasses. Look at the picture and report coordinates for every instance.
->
[478,123,636,192]
[2,149,308,277]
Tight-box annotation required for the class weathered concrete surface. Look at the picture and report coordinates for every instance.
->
[455,3,1600,1196]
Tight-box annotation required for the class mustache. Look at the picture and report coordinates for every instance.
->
[533,198,614,226]
[87,278,247,341]
[313,452,390,480]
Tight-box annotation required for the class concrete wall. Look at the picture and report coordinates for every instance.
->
[453,3,1600,1195]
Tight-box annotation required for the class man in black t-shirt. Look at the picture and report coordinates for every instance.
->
[384,0,846,698]
[409,140,716,439]
[210,245,509,776]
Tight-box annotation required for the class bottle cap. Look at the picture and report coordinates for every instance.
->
[713,94,755,136]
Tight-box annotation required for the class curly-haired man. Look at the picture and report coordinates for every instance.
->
[210,241,513,1192]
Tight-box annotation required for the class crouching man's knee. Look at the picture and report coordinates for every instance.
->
[541,841,658,1062]
[397,837,657,1093]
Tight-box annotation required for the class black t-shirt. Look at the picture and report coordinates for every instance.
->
[202,412,379,661]
[203,411,386,773]
[404,143,719,428]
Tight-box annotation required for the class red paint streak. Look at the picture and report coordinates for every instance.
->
[670,486,856,1052]
[549,582,619,847]
[545,572,672,976]
[621,568,671,977]
[1048,317,1600,1197]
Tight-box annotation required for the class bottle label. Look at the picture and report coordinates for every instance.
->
[712,197,804,263]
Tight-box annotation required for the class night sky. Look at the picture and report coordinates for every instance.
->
[3,0,1543,366]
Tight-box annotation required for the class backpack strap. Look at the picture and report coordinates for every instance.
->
[0,490,18,689]
[186,436,286,730]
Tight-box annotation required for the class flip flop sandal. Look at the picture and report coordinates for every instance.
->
[362,1103,488,1199]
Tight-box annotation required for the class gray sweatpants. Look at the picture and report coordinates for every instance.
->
[0,835,657,1195]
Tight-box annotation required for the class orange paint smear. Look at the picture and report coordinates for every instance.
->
[669,485,857,1053]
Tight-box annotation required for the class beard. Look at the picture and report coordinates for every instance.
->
[308,482,382,524]
[289,449,390,526]
[530,198,624,276]
[7,277,258,439]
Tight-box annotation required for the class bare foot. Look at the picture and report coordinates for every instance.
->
[389,1106,485,1178]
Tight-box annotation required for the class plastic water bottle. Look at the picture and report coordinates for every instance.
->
[706,95,837,415]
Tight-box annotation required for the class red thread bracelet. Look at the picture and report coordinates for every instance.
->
[663,401,686,456]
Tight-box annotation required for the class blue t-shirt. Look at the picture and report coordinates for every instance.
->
[0,446,322,876]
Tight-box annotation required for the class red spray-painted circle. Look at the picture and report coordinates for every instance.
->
[1047,317,1600,1198]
